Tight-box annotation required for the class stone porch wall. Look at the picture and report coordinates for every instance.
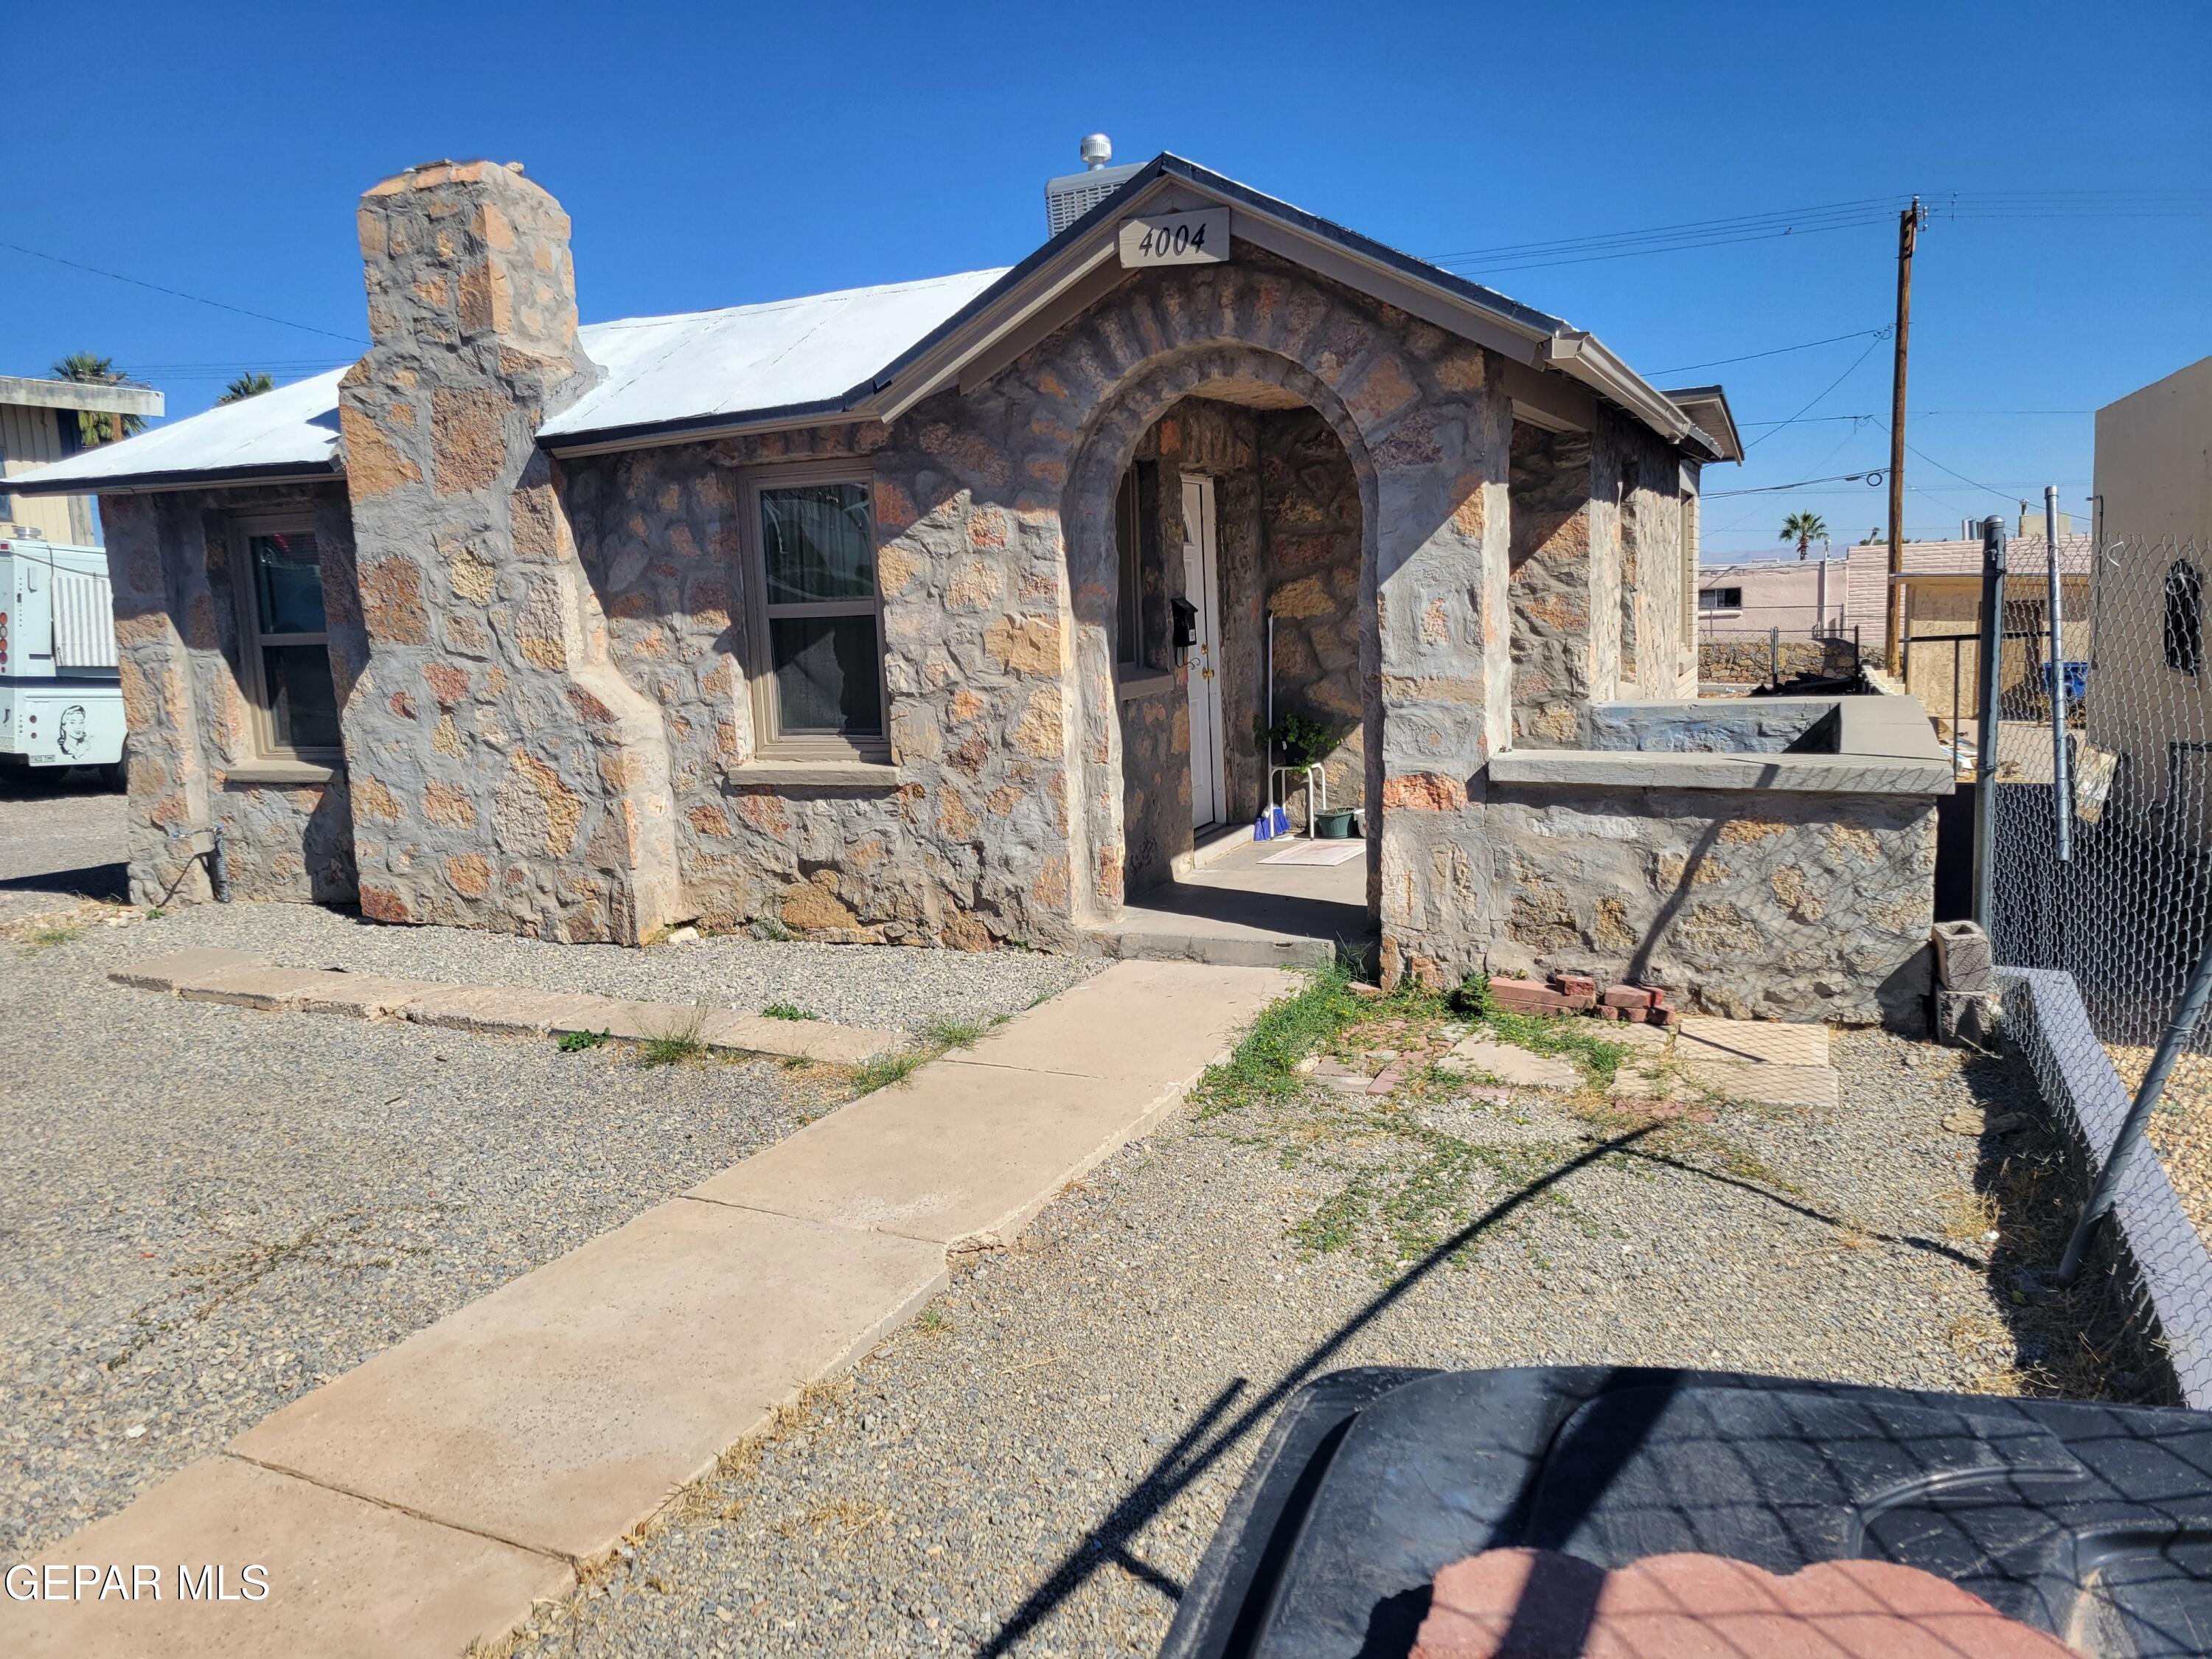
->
[102,481,362,908]
[1481,782,1937,1026]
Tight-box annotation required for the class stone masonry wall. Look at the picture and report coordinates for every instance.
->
[1257,406,1364,818]
[102,481,362,908]
[337,161,681,944]
[1507,423,1595,747]
[1481,783,1938,1027]
[564,411,1079,950]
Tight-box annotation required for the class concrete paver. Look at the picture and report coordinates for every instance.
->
[104,946,262,991]
[689,1062,1178,1247]
[173,964,349,1012]
[232,1200,946,1562]
[291,971,448,1018]
[1676,1015,1831,1068]
[1438,1035,1583,1089]
[13,1454,568,1658]
[949,959,1290,1083]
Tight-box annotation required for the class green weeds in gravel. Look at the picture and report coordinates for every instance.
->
[1450,975,1632,1086]
[557,1028,610,1053]
[21,921,88,950]
[637,1004,712,1068]
[849,1047,930,1095]
[922,1015,995,1050]
[1189,959,1368,1117]
[761,1003,817,1022]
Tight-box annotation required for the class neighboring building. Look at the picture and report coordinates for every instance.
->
[2090,356,2212,835]
[1692,554,1852,684]
[1840,535,2094,724]
[1,375,165,544]
[16,150,1953,1023]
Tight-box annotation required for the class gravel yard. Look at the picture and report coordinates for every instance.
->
[0,788,1093,1561]
[504,993,2143,1659]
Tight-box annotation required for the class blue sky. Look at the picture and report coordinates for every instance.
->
[7,0,2207,558]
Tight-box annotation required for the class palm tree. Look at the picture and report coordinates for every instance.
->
[218,372,276,406]
[1779,511,1829,561]
[51,352,147,446]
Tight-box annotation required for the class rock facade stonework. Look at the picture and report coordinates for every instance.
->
[1481,785,1938,1028]
[102,482,363,908]
[337,162,681,944]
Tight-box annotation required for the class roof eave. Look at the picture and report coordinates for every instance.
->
[7,459,341,498]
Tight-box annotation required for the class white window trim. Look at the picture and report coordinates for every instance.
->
[226,511,341,766]
[737,463,892,764]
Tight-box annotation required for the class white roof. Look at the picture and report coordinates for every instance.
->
[548,269,1005,440]
[13,269,1005,493]
[16,366,347,490]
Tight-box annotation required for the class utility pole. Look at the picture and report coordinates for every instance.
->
[1884,196,1924,672]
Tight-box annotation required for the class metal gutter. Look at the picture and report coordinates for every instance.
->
[6,462,340,497]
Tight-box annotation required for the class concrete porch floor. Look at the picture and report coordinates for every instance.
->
[1080,834,1374,969]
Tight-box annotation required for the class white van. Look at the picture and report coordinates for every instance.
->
[0,535,126,781]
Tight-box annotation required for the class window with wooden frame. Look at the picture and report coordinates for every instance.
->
[229,517,341,762]
[740,467,889,760]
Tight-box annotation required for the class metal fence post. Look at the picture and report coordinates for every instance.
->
[1769,625,1780,689]
[1972,515,2007,931]
[2045,485,2073,863]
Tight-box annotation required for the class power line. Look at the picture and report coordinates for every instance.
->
[1649,327,1888,378]
[1743,333,1888,448]
[0,238,366,345]
[1426,189,2212,276]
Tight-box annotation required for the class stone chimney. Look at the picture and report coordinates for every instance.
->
[337,161,682,943]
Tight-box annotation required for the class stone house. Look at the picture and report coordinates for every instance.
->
[18,152,1952,1023]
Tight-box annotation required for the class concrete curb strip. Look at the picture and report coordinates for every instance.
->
[106,949,909,1063]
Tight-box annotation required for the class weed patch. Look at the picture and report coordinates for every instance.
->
[557,1028,609,1053]
[1189,960,1368,1116]
[637,1004,712,1067]
[761,1002,817,1022]
[1450,977,1632,1085]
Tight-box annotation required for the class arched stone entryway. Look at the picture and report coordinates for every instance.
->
[1060,346,1382,926]
[975,251,1517,981]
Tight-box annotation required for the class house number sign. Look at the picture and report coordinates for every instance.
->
[1118,208,1231,268]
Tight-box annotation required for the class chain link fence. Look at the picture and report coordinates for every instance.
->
[1987,536,2212,1400]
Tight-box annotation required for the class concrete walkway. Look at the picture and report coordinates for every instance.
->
[13,958,1291,1657]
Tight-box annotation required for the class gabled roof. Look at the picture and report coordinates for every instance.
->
[15,152,1727,494]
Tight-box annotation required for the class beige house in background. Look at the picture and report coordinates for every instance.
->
[2091,355,2211,835]
[0,375,166,545]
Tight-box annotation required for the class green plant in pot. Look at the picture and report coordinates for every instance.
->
[1256,712,1357,836]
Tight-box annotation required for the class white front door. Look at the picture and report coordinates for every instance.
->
[1180,475,1227,830]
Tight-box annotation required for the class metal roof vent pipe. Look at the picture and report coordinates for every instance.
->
[1044,133,1142,237]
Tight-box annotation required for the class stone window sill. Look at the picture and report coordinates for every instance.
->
[222,759,339,786]
[723,759,902,790]
[1117,667,1178,703]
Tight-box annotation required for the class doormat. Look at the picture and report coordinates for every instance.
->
[1260,841,1366,866]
